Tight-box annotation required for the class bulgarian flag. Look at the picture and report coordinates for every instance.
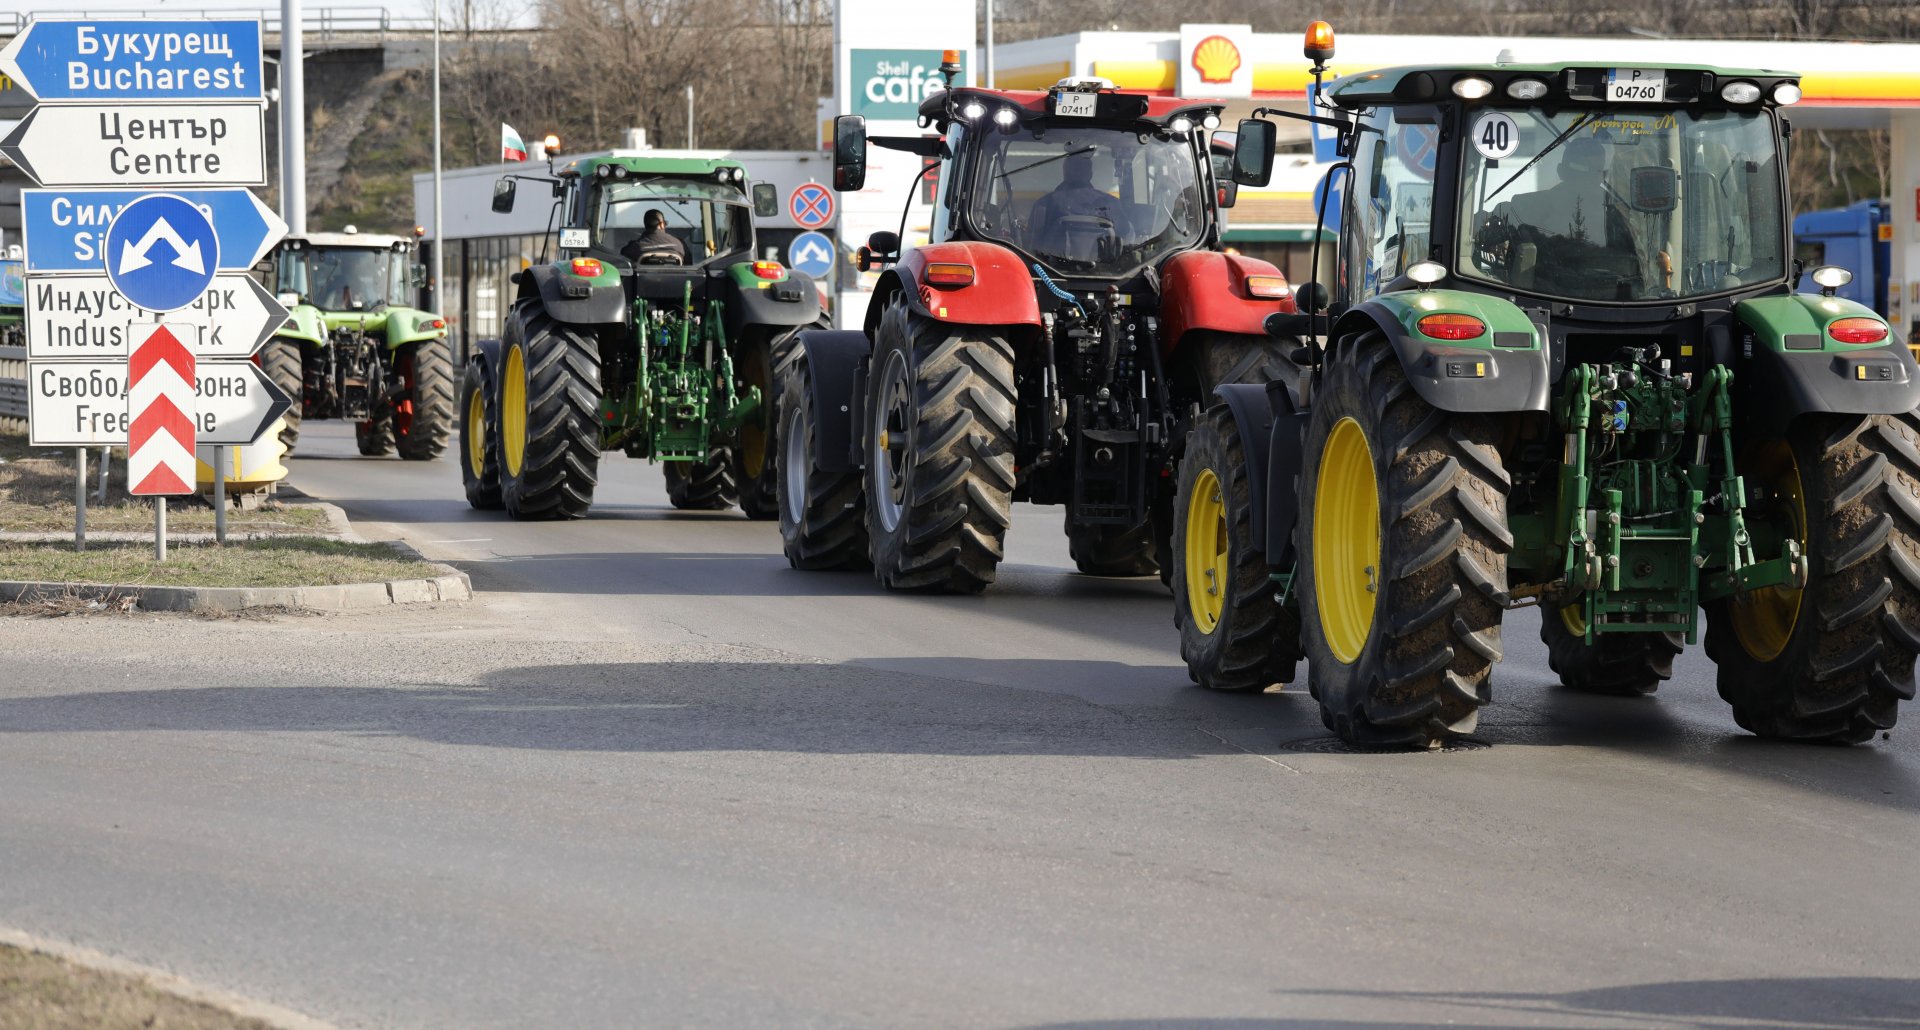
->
[502,123,527,162]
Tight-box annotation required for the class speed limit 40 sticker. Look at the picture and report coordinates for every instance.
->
[1472,112,1519,160]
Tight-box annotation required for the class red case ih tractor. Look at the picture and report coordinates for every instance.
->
[779,63,1301,593]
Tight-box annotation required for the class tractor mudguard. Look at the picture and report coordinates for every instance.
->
[277,305,327,347]
[721,265,824,340]
[869,241,1043,334]
[1211,384,1277,556]
[1733,294,1919,434]
[382,306,448,348]
[793,329,871,475]
[1331,290,1549,413]
[1159,250,1296,357]
[469,336,502,379]
[522,263,625,325]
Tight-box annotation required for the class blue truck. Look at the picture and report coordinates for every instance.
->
[1794,199,1890,317]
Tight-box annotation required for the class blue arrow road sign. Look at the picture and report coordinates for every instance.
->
[0,20,264,101]
[21,188,286,274]
[787,231,836,279]
[103,194,219,312]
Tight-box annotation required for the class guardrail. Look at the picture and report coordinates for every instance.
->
[0,343,26,425]
[0,8,437,38]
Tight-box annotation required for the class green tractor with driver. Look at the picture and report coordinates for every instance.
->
[462,155,826,519]
[260,230,453,459]
[1176,24,1920,746]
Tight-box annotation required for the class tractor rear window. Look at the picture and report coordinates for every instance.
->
[969,127,1207,275]
[1458,107,1785,303]
[593,179,753,266]
[279,247,408,310]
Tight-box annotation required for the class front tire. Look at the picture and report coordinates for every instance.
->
[1540,605,1680,696]
[1174,403,1302,691]
[1703,414,1920,743]
[261,337,305,455]
[1068,517,1158,577]
[1298,335,1511,746]
[864,301,1015,594]
[355,413,394,456]
[778,340,868,570]
[459,359,502,510]
[395,337,455,461]
[498,306,601,520]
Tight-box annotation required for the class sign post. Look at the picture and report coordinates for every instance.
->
[5,18,281,556]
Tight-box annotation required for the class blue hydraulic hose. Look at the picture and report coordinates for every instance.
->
[1032,263,1086,320]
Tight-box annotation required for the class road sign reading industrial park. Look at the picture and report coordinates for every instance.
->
[28,355,292,447]
[0,20,264,102]
[20,187,285,274]
[0,102,267,187]
[24,274,289,360]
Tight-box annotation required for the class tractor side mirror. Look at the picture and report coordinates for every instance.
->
[833,115,868,192]
[410,263,427,288]
[1231,120,1277,187]
[1629,166,1677,213]
[491,177,517,214]
[1293,281,1329,313]
[858,230,900,271]
[752,183,779,218]
[1217,181,1239,209]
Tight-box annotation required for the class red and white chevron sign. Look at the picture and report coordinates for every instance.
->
[127,323,198,496]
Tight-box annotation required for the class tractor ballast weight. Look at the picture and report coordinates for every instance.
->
[1175,26,1920,747]
[780,71,1301,592]
[461,154,825,520]
[260,231,453,459]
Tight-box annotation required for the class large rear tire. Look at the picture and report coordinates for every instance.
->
[498,306,601,521]
[395,337,454,461]
[1540,605,1681,696]
[261,337,304,456]
[664,454,739,511]
[1174,403,1303,691]
[459,359,502,510]
[1298,334,1511,746]
[865,300,1015,593]
[1068,517,1158,577]
[738,322,821,521]
[778,340,868,570]
[1703,414,1920,743]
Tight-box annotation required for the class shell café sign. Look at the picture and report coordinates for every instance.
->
[1178,23,1253,99]
[850,48,965,121]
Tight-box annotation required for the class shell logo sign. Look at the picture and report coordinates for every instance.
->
[1178,23,1253,98]
[1191,35,1241,85]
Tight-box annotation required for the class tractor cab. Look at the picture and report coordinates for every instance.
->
[274,231,422,317]
[839,78,1232,292]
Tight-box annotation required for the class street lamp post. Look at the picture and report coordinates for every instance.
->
[432,0,444,313]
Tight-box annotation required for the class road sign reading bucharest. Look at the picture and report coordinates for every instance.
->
[0,20,264,102]
[21,187,285,274]
[29,356,291,447]
[1,102,268,188]
[24,274,288,360]
[104,194,220,312]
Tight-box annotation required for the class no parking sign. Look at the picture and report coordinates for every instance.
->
[789,183,835,229]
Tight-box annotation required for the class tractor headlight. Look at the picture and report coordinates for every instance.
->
[1505,77,1548,100]
[993,107,1018,128]
[1202,114,1220,130]
[1811,265,1853,290]
[1452,76,1494,99]
[594,164,612,178]
[1772,82,1802,105]
[1720,80,1762,104]
[1170,116,1193,135]
[963,101,986,120]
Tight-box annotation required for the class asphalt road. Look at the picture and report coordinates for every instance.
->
[3,421,1918,1029]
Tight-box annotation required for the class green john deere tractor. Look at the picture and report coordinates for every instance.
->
[463,155,826,519]
[261,230,453,459]
[1176,27,1920,746]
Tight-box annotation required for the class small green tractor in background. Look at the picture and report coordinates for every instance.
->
[0,259,25,347]
[1176,25,1920,746]
[462,155,825,520]
[260,230,453,459]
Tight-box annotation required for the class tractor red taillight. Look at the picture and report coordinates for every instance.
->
[1246,275,1290,299]
[752,260,785,279]
[1828,317,1889,344]
[1417,313,1487,341]
[570,257,604,278]
[924,262,975,286]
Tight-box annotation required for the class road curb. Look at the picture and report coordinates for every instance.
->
[0,546,472,612]
[0,925,339,1030]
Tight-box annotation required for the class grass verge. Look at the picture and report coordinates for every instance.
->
[0,538,439,588]
[0,435,331,535]
[0,941,273,1030]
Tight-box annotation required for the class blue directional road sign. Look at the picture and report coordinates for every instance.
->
[0,20,264,101]
[787,231,836,279]
[21,188,287,274]
[102,194,219,312]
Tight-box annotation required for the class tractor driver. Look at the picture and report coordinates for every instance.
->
[621,209,687,265]
[1029,150,1118,258]
[1496,136,1641,292]
[1505,137,1625,248]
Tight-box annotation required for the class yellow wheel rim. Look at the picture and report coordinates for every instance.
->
[739,348,770,480]
[1561,603,1586,637]
[466,381,486,473]
[1732,441,1807,662]
[501,344,527,478]
[1184,467,1230,633]
[1314,416,1381,664]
